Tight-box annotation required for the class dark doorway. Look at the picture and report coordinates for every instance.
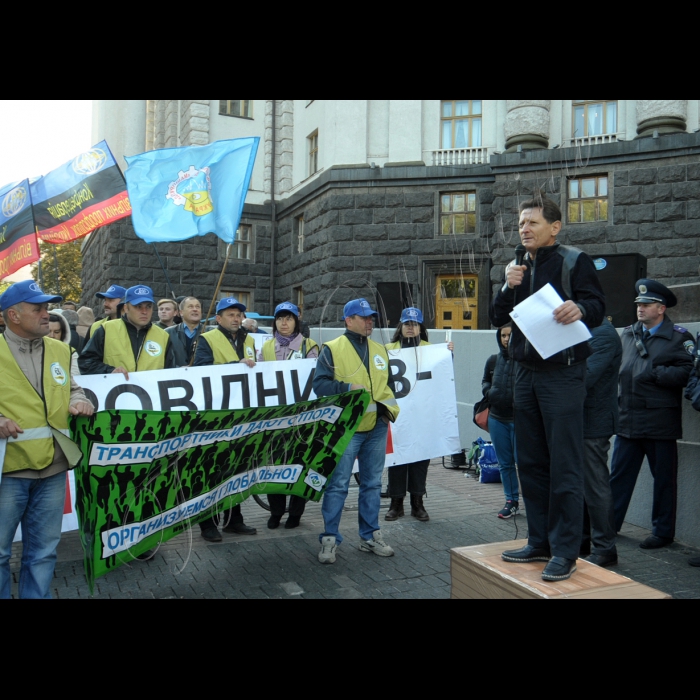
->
[376,283,414,328]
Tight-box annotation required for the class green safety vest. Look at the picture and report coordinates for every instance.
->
[384,340,431,351]
[262,337,319,361]
[202,328,256,365]
[325,335,400,431]
[0,336,71,473]
[103,319,169,372]
[89,316,110,337]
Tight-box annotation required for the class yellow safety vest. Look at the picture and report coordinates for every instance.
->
[262,337,319,361]
[0,336,71,473]
[89,317,110,338]
[325,335,399,431]
[384,340,431,350]
[202,329,257,365]
[103,319,169,372]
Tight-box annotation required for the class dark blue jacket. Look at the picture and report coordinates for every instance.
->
[584,318,622,439]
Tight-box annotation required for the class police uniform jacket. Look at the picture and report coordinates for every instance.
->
[490,243,605,369]
[618,316,694,440]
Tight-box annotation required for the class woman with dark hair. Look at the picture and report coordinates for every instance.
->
[481,323,519,518]
[259,302,319,529]
[383,307,453,522]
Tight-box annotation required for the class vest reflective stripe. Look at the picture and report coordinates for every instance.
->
[262,338,319,361]
[0,336,71,473]
[384,340,431,351]
[203,329,256,364]
[103,320,169,372]
[8,427,70,442]
[325,335,400,431]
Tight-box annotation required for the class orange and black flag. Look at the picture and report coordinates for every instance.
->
[0,179,39,281]
[31,140,131,245]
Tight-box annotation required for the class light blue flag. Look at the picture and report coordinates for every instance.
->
[124,137,259,244]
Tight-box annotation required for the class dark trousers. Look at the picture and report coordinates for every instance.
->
[609,436,678,539]
[514,362,586,560]
[268,494,307,518]
[199,504,243,531]
[582,437,617,554]
[387,460,430,498]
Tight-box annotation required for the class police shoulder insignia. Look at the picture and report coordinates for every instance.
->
[674,325,689,334]
[683,340,696,356]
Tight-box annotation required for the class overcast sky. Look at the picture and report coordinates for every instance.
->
[0,100,93,280]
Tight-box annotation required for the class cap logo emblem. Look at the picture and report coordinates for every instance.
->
[407,309,417,317]
[360,300,370,308]
[134,287,149,295]
[29,283,40,292]
[639,285,647,294]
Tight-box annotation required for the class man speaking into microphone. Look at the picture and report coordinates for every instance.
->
[490,195,605,581]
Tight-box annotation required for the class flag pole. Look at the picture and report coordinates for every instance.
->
[152,244,178,300]
[188,243,232,366]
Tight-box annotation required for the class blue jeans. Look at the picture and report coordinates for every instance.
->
[488,415,519,502]
[0,472,66,599]
[321,419,388,545]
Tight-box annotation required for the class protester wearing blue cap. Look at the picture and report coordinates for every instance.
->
[383,307,453,523]
[79,285,175,377]
[313,297,400,563]
[192,296,257,540]
[86,284,127,342]
[0,280,94,599]
[259,302,319,530]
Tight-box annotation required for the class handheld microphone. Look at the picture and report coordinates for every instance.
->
[515,244,526,267]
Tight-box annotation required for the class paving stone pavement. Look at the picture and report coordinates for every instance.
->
[9,458,700,598]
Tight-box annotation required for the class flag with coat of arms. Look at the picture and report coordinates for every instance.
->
[124,137,259,244]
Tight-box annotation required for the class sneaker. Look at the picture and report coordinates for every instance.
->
[318,536,337,564]
[497,500,519,519]
[359,530,394,557]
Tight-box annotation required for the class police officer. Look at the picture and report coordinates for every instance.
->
[610,279,694,549]
[86,284,126,342]
[313,298,400,564]
[192,296,257,540]
[79,285,176,376]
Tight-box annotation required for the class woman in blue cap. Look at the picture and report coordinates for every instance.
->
[259,302,319,529]
[384,307,453,522]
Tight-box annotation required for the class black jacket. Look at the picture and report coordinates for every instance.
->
[481,333,514,422]
[584,318,622,439]
[166,322,205,367]
[618,316,694,440]
[490,243,605,369]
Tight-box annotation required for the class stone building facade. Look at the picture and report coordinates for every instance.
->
[83,100,700,327]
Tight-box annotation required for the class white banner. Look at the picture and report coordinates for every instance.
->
[29,344,459,538]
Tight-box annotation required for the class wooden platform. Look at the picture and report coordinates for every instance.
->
[451,540,671,599]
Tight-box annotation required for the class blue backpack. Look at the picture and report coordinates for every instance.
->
[475,437,501,484]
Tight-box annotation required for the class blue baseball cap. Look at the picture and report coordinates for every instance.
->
[274,302,299,318]
[343,298,378,319]
[124,285,155,305]
[216,297,246,314]
[400,307,423,324]
[95,284,126,300]
[0,280,62,310]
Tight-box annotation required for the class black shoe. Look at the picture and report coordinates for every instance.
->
[689,556,700,567]
[639,535,673,549]
[579,541,591,557]
[584,551,618,568]
[200,526,222,542]
[502,544,551,563]
[284,515,301,529]
[267,515,282,529]
[542,557,577,581]
[135,548,156,560]
[223,522,257,535]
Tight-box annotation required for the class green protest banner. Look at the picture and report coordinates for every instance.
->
[72,390,369,591]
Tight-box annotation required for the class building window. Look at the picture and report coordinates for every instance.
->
[295,215,305,253]
[219,100,252,119]
[573,100,617,138]
[568,176,608,223]
[294,286,304,315]
[441,100,482,149]
[440,192,476,235]
[233,224,252,260]
[308,131,319,176]
[220,290,251,308]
